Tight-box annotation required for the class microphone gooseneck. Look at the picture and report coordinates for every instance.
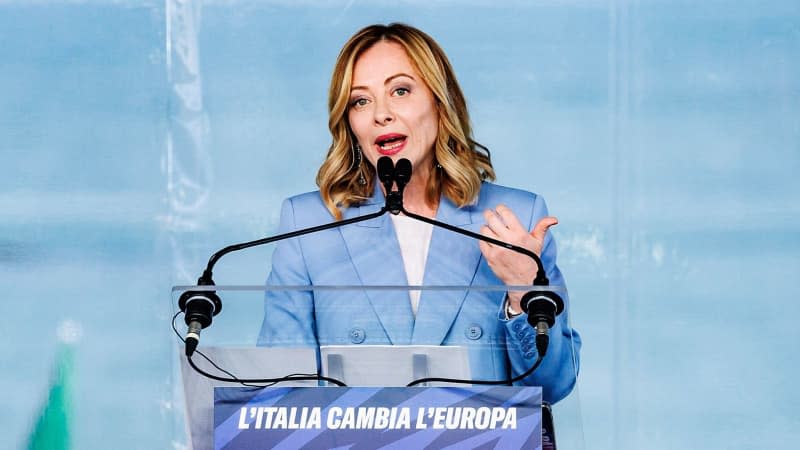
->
[177,158,402,379]
[385,157,550,286]
[380,157,565,386]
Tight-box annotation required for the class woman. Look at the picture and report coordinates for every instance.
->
[258,23,580,403]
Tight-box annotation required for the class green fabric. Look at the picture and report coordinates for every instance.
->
[27,346,73,450]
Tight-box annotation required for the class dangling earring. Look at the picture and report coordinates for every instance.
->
[350,140,366,185]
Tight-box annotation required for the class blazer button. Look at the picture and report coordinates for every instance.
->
[524,351,535,359]
[465,324,483,340]
[349,327,366,344]
[512,321,523,332]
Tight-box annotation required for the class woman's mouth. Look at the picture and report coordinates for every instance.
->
[375,134,407,156]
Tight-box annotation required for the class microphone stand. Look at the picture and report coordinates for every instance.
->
[178,156,564,388]
[381,159,564,387]
[399,207,556,387]
[178,160,404,386]
[179,204,389,387]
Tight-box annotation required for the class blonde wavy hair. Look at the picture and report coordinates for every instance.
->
[317,23,495,220]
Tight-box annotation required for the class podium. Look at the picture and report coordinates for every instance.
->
[170,285,583,449]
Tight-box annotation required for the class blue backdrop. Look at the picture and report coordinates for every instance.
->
[1,1,798,449]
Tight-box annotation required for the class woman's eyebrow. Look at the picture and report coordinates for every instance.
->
[384,73,415,84]
[351,73,415,91]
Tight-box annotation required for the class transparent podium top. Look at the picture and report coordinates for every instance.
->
[169,284,584,450]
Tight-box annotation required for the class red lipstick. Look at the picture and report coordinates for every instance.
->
[374,133,407,156]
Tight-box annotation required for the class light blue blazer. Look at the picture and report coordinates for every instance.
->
[258,181,581,403]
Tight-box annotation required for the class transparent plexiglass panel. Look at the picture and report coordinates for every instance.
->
[169,284,583,450]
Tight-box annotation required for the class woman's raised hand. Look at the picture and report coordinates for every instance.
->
[478,204,558,311]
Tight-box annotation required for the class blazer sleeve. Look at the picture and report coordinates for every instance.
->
[501,194,582,403]
[256,198,318,348]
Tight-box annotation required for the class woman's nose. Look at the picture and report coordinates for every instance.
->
[373,100,394,125]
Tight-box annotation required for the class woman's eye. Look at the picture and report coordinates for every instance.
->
[351,98,369,108]
[393,87,409,97]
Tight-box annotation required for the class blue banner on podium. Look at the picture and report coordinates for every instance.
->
[214,386,542,449]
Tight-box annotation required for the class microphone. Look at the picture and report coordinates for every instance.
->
[394,158,412,190]
[178,279,222,357]
[519,290,564,357]
[379,156,404,214]
[377,156,395,192]
[385,158,564,358]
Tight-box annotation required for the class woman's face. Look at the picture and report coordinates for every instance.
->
[348,41,439,175]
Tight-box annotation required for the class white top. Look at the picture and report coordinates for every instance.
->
[390,213,434,317]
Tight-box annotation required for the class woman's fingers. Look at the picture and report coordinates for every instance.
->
[482,208,508,236]
[479,206,557,285]
[531,216,558,243]
[479,224,498,252]
[494,204,526,233]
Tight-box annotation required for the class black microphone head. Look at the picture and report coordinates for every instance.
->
[520,289,564,328]
[178,289,222,328]
[377,156,395,190]
[394,158,412,189]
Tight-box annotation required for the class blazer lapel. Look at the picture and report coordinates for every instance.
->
[411,196,483,344]
[339,183,414,344]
